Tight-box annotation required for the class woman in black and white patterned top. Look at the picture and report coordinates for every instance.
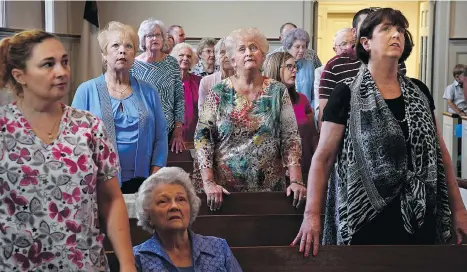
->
[293,8,467,257]
[131,18,186,154]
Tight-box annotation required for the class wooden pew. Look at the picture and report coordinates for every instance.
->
[106,193,308,250]
[106,245,467,272]
[197,192,304,215]
[105,214,306,250]
[232,245,467,272]
[166,142,195,173]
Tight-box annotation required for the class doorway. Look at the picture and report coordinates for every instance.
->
[316,1,432,80]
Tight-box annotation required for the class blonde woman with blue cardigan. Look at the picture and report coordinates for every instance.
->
[72,21,168,194]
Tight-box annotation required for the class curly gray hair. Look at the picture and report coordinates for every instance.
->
[281,28,310,50]
[170,43,198,69]
[135,167,201,233]
[224,28,269,61]
[137,18,167,51]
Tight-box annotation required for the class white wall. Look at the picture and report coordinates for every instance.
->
[450,1,467,38]
[4,1,43,29]
[97,1,312,39]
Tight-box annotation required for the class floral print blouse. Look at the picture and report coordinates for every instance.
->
[194,77,301,192]
[0,103,119,272]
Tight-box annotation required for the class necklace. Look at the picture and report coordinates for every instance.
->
[18,101,62,141]
[108,84,129,95]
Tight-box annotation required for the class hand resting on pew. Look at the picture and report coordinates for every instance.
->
[293,7,467,259]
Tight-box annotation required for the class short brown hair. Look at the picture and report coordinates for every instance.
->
[453,64,465,78]
[356,8,413,64]
[0,30,57,97]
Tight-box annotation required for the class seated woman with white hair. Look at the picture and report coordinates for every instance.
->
[194,28,306,211]
[170,43,201,142]
[133,167,243,271]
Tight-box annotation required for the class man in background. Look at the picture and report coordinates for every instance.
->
[318,7,409,127]
[168,25,186,44]
[313,28,355,125]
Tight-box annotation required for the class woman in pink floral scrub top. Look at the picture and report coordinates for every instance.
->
[0,30,135,271]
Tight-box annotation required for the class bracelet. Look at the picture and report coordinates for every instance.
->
[291,180,306,187]
[203,179,216,185]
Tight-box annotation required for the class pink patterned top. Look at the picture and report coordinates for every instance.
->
[0,103,119,272]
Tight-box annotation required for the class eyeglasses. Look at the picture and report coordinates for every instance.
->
[202,49,215,55]
[335,40,356,49]
[146,33,163,39]
[281,63,298,72]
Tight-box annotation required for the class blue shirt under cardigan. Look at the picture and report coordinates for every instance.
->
[72,74,168,185]
[133,231,243,272]
[110,94,139,182]
[296,58,315,108]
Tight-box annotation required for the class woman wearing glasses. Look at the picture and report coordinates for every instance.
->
[264,52,319,181]
[194,28,306,211]
[282,28,316,109]
[131,19,186,154]
[192,37,217,77]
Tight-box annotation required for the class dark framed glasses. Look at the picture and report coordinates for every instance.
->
[281,63,298,72]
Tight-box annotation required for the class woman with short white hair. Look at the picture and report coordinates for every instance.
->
[131,18,186,154]
[194,28,306,211]
[170,43,201,142]
[133,167,242,271]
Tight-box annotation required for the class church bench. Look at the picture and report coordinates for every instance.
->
[106,245,467,272]
[104,214,310,250]
[166,143,195,173]
[231,245,467,272]
[197,192,305,215]
[110,192,308,251]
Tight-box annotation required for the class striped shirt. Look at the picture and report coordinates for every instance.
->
[267,46,322,69]
[319,49,406,99]
[131,55,184,132]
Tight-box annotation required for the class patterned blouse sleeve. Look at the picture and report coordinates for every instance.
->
[91,118,120,182]
[222,239,243,272]
[194,88,219,169]
[279,85,302,167]
[172,61,185,124]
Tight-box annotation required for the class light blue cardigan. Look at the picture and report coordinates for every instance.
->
[72,74,168,185]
